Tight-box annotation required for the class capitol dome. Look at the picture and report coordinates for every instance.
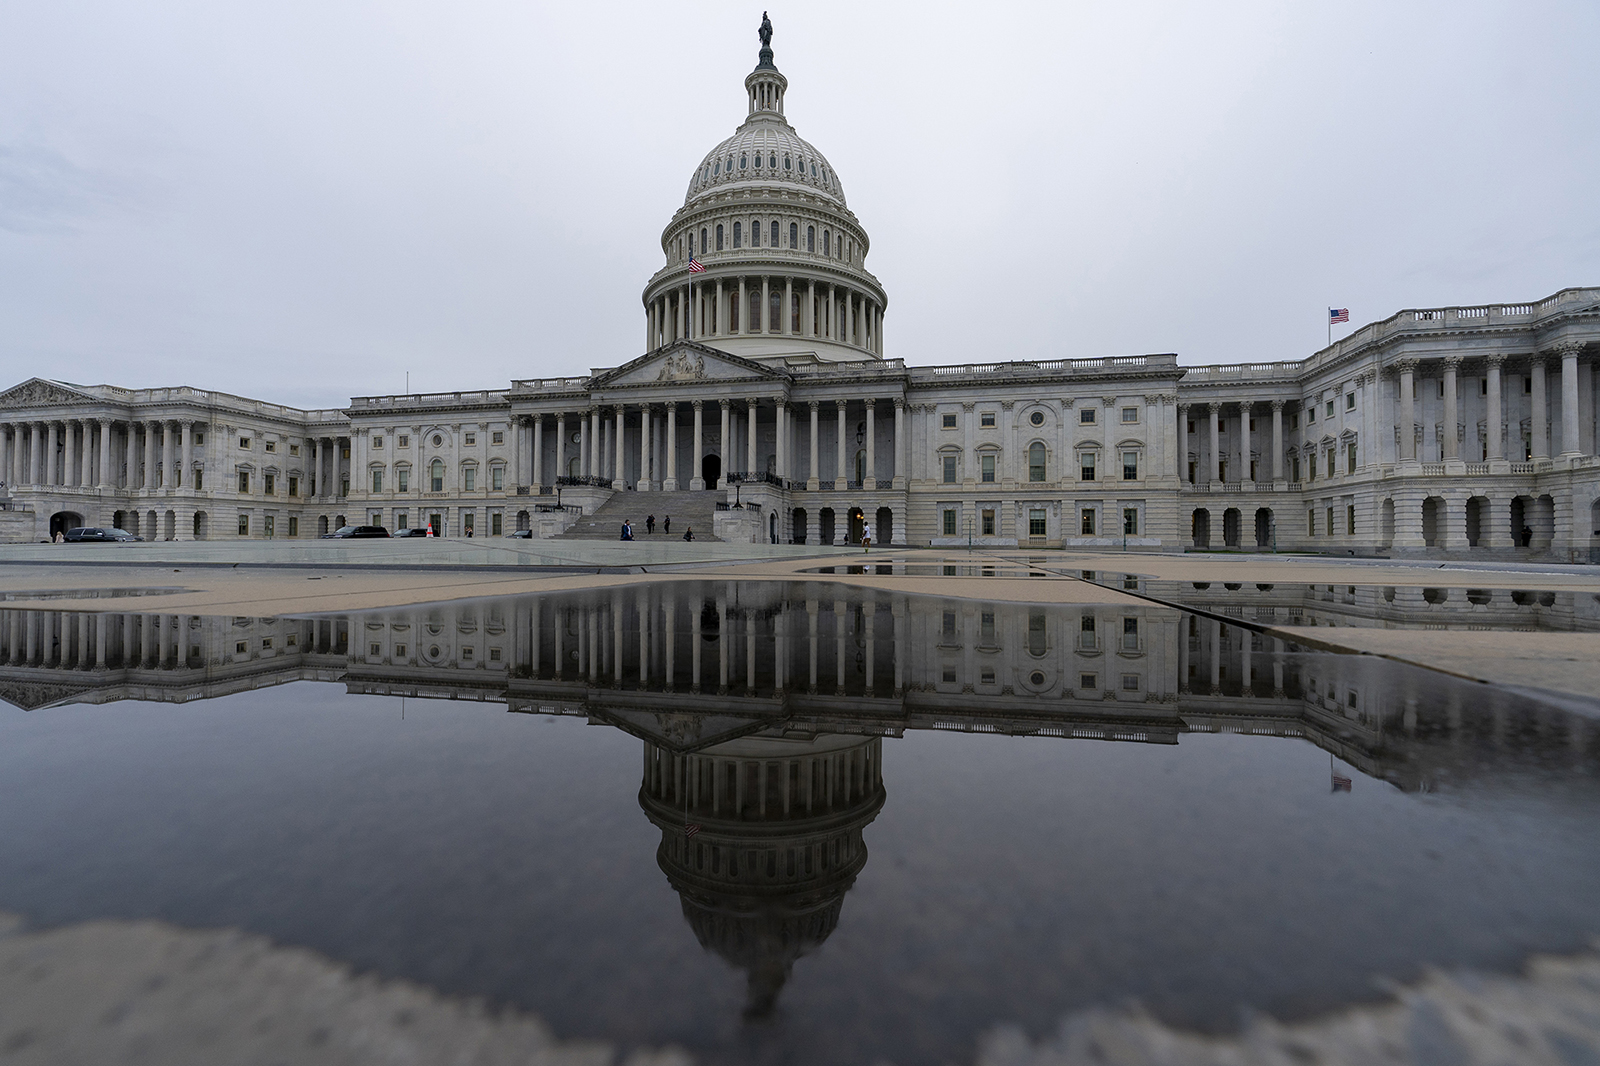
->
[641,16,886,366]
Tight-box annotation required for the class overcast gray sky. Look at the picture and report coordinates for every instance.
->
[3,0,1596,410]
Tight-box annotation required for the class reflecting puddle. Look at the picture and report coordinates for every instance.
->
[0,583,1596,1066]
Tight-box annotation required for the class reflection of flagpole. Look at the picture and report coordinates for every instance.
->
[1330,752,1352,793]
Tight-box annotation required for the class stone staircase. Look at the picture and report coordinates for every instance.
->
[554,488,724,542]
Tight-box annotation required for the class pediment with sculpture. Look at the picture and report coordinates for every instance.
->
[592,342,788,390]
[0,378,95,409]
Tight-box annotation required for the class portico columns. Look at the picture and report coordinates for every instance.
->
[1397,359,1419,463]
[775,401,787,479]
[613,405,626,489]
[1176,404,1189,482]
[638,405,652,491]
[834,400,847,489]
[664,404,678,490]
[180,421,193,488]
[532,417,544,489]
[1441,357,1460,461]
[737,278,747,333]
[691,401,705,490]
[1531,359,1549,459]
[746,399,757,475]
[45,422,58,486]
[783,278,793,333]
[893,399,905,489]
[1556,342,1583,458]
[1239,402,1252,483]
[63,420,77,487]
[1483,355,1503,462]
[1270,400,1285,481]
[97,419,111,489]
[142,422,156,490]
[864,401,877,490]
[806,281,816,336]
[719,401,731,485]
[1207,403,1221,484]
[761,277,771,332]
[808,402,820,490]
[584,409,595,478]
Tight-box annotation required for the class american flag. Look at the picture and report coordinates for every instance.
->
[1329,308,1350,324]
[684,823,700,837]
[687,256,705,274]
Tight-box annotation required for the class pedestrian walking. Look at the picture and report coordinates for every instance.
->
[861,520,872,553]
[663,515,671,535]
[646,514,656,535]
[682,526,694,541]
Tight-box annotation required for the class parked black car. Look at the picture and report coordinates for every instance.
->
[509,529,534,539]
[393,527,432,538]
[62,527,142,542]
[321,525,390,539]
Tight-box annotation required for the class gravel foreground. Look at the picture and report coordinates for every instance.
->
[2,913,1598,1065]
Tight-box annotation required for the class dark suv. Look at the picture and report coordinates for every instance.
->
[62,527,142,542]
[321,525,391,539]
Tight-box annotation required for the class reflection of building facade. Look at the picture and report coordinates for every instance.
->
[0,19,1597,554]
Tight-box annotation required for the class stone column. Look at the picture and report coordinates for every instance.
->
[1483,355,1503,462]
[1207,403,1221,483]
[806,280,816,336]
[532,417,544,489]
[97,419,112,488]
[180,420,193,488]
[664,404,678,490]
[864,400,877,489]
[893,399,906,489]
[613,405,626,489]
[1557,342,1583,458]
[775,401,787,479]
[1175,404,1189,483]
[737,277,747,333]
[807,402,820,490]
[45,422,58,486]
[1239,402,1252,483]
[63,420,77,487]
[1397,359,1419,463]
[719,400,731,485]
[554,414,566,484]
[761,277,771,332]
[1441,357,1460,461]
[835,400,848,489]
[638,405,652,491]
[783,277,793,334]
[746,399,757,475]
[1270,400,1285,481]
[691,401,705,490]
[1531,358,1549,459]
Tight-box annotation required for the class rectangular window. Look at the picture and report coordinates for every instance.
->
[464,433,476,446]
[1121,407,1138,423]
[942,509,957,536]
[1327,506,1335,536]
[264,515,275,538]
[941,611,956,638]
[288,516,298,536]
[1524,376,1533,395]
[342,447,350,459]
[1081,509,1096,535]
[942,455,957,484]
[1307,406,1316,423]
[370,643,381,657]
[238,471,250,493]
[1346,392,1356,410]
[1121,673,1141,692]
[265,441,275,452]
[394,643,406,657]
[397,468,409,492]
[236,641,247,654]
[340,478,349,496]
[373,436,383,449]
[491,512,503,536]
[1326,400,1335,418]
[980,454,995,482]
[1481,378,1488,395]
[289,443,300,456]
[1080,453,1095,481]
[942,412,957,429]
[462,647,474,661]
[398,435,409,448]
[981,508,995,535]
[464,468,476,491]
[464,513,475,535]
[1029,508,1046,537]
[980,411,995,428]
[1123,507,1138,535]
[264,473,275,495]
[980,612,995,641]
[1347,443,1357,473]
[1122,451,1138,480]
[239,437,251,449]
[1308,454,1317,481]
[492,466,504,491]
[1346,505,1356,535]
[1308,509,1317,536]
[237,514,249,536]
[492,431,504,445]
[396,512,408,530]
[1080,673,1098,690]
[371,469,383,492]
[193,469,203,490]
[1079,407,1096,425]
[1290,412,1299,430]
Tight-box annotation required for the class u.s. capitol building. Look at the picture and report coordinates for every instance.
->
[2,21,1597,556]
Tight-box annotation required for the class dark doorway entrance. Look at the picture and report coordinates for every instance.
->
[49,511,84,538]
[701,454,721,490]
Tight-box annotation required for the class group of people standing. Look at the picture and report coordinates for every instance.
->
[621,514,693,541]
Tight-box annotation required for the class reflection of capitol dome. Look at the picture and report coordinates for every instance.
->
[641,16,887,366]
[639,733,885,1018]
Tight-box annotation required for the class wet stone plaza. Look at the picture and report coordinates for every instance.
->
[1,566,1599,1066]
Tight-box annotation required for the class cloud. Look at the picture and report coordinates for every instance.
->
[0,144,129,234]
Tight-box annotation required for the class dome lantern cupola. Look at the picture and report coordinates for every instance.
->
[746,12,786,117]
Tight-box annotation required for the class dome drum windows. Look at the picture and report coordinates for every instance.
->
[790,222,798,248]
[739,154,748,170]
[733,222,742,249]
[716,224,724,251]
[807,226,815,253]
[770,220,779,247]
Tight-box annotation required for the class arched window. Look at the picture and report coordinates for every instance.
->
[739,154,747,170]
[726,155,733,172]
[791,292,801,332]
[769,289,780,330]
[823,230,830,256]
[811,163,817,177]
[768,153,776,169]
[716,224,724,251]
[729,293,739,332]
[770,220,779,246]
[748,288,761,331]
[733,222,742,248]
[751,219,760,247]
[713,160,721,176]
[1028,442,1047,482]
[789,222,798,248]
[429,459,444,493]
[807,226,815,252]
[700,228,707,255]
[784,154,792,170]
[754,153,762,168]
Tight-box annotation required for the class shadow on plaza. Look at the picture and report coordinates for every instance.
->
[2,581,1596,1017]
